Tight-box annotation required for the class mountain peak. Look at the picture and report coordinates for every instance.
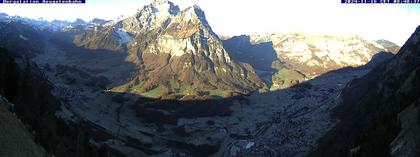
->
[192,4,202,10]
[185,4,205,16]
[126,0,180,32]
[149,0,168,4]
[74,18,85,23]
[146,0,179,15]
[137,0,180,18]
[179,4,209,27]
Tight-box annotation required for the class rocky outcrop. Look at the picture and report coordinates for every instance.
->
[390,103,420,157]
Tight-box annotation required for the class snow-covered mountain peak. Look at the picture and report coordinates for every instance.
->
[182,4,206,21]
[140,0,180,16]
[168,4,214,36]
[71,18,86,26]
[125,0,180,32]
[89,18,111,26]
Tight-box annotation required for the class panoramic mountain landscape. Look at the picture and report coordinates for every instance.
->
[0,0,419,157]
[72,0,265,99]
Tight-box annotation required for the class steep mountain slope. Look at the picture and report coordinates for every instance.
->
[74,25,128,52]
[0,21,45,58]
[74,0,265,98]
[223,34,400,90]
[0,96,45,157]
[0,47,127,157]
[310,26,420,157]
[0,13,9,22]
[390,103,420,157]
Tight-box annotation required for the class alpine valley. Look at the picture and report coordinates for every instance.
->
[0,0,419,157]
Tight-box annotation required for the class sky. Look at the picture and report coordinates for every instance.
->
[1,0,420,45]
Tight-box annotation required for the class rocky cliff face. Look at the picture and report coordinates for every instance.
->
[390,103,420,157]
[223,34,399,90]
[268,34,391,74]
[74,25,127,52]
[310,26,420,157]
[74,0,265,98]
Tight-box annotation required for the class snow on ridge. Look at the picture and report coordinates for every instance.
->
[115,28,132,44]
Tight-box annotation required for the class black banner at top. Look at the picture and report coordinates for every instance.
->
[0,0,85,3]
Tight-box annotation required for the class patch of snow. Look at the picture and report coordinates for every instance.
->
[115,28,132,44]
[19,35,28,41]
[245,142,255,149]
[184,11,193,21]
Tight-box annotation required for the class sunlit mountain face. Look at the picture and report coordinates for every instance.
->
[0,0,419,157]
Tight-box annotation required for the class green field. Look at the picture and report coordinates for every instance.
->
[142,85,163,98]
[110,81,231,99]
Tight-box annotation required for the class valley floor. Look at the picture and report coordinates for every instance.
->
[32,41,370,157]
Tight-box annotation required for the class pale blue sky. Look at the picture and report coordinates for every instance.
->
[1,0,420,45]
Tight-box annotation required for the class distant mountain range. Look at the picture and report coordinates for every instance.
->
[0,0,399,98]
[224,33,399,90]
[1,0,419,157]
